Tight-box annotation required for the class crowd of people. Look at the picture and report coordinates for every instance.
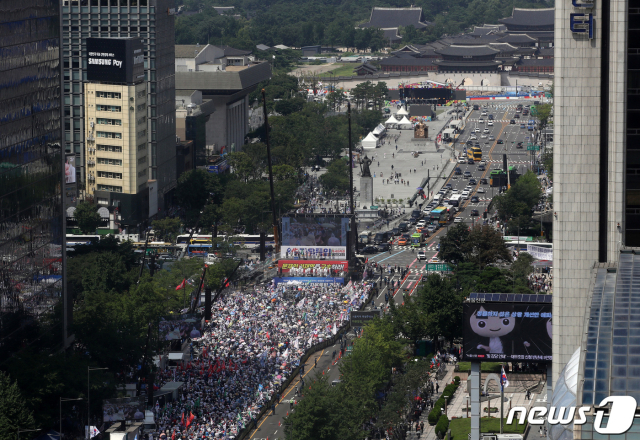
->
[150,280,372,440]
[529,267,552,294]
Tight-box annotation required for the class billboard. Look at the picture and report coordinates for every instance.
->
[280,216,350,260]
[278,260,348,274]
[102,396,145,422]
[86,37,145,84]
[158,315,201,341]
[463,302,552,362]
[273,277,344,286]
[350,310,382,327]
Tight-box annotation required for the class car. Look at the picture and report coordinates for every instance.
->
[455,167,462,175]
[488,135,495,140]
[474,127,481,132]
[398,237,409,246]
[461,190,470,199]
[399,222,409,232]
[497,139,504,144]
[479,118,484,123]
[463,171,471,178]
[384,108,391,114]
[478,164,485,171]
[454,217,463,223]
[488,115,494,120]
[409,217,418,225]
[427,224,437,232]
[392,227,400,236]
[376,243,391,252]
[431,257,440,263]
[510,119,516,124]
[458,157,467,164]
[481,111,487,116]
[480,178,488,184]
[481,134,487,139]
[521,124,526,129]
[483,128,490,133]
[469,179,477,185]
[471,196,480,203]
[417,220,427,228]
[477,187,485,193]
[470,134,477,140]
[514,114,520,119]
[417,250,427,260]
[361,245,378,254]
[402,233,411,240]
[517,142,523,148]
[451,189,459,195]
[470,209,479,216]
[445,183,453,190]
[466,158,473,165]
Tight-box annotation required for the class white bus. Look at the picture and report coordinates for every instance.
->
[448,194,462,207]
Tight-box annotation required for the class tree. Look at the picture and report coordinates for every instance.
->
[274,96,306,116]
[438,223,470,264]
[74,201,101,234]
[175,169,210,214]
[0,372,35,440]
[535,103,553,128]
[319,159,350,193]
[152,217,182,243]
[283,375,341,440]
[511,252,535,280]
[466,225,512,268]
[414,274,464,348]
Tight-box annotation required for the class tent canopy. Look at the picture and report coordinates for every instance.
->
[397,116,412,127]
[384,115,397,125]
[396,107,409,116]
[372,123,386,136]
[361,132,378,149]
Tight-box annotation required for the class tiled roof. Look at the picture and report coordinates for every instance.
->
[378,56,437,66]
[449,34,502,45]
[360,7,430,29]
[499,8,554,27]
[434,45,499,57]
[355,63,378,72]
[496,34,537,44]
[256,44,271,51]
[434,59,502,67]
[213,45,252,56]
[537,47,554,56]
[175,44,207,58]
[489,43,519,52]
[517,58,554,66]
[383,28,402,41]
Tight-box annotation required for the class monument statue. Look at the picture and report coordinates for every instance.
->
[414,122,428,139]
[361,155,373,177]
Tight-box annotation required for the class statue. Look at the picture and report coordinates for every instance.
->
[361,155,373,178]
[414,122,428,139]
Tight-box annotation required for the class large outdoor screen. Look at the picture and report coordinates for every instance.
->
[158,315,201,341]
[462,302,552,362]
[103,396,145,422]
[86,37,144,84]
[280,216,350,260]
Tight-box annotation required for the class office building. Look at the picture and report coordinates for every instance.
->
[84,38,151,227]
[551,0,640,437]
[62,0,176,218]
[0,0,69,354]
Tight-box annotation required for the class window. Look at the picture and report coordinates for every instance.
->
[97,104,121,112]
[138,169,147,178]
[137,103,146,112]
[137,90,145,98]
[137,156,147,165]
[97,184,122,192]
[96,131,122,139]
[97,118,122,126]
[97,197,109,206]
[97,158,123,166]
[97,145,122,152]
[137,143,146,151]
[137,116,146,125]
[98,171,123,179]
[138,129,146,138]
[96,91,122,99]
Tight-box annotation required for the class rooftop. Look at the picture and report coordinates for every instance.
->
[379,56,438,66]
[449,34,503,45]
[175,61,271,92]
[517,58,554,66]
[215,45,252,56]
[213,6,234,14]
[360,7,430,29]
[383,28,402,41]
[175,44,207,58]
[498,8,554,27]
[496,34,537,44]
[434,45,499,57]
[256,44,271,51]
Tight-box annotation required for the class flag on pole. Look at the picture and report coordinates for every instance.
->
[187,412,195,427]
[501,365,509,390]
[89,427,100,438]
[176,278,187,290]
[181,412,185,426]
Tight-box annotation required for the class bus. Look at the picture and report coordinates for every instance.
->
[467,146,482,161]
[230,234,275,248]
[439,206,455,224]
[411,232,426,248]
[187,243,212,257]
[66,234,101,246]
[448,194,462,207]
[528,120,535,131]
[430,207,446,223]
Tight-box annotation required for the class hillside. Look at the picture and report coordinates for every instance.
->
[176,0,554,49]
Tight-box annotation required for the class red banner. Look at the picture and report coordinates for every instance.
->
[278,260,348,273]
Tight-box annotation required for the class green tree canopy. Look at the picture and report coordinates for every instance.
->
[74,201,101,234]
[319,159,350,193]
[0,371,35,440]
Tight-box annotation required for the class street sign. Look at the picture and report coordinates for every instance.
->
[425,263,451,272]
[527,144,540,151]
[350,310,382,327]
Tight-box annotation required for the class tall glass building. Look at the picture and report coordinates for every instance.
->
[0,0,68,354]
[62,0,176,219]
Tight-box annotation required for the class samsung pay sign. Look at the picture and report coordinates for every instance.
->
[88,51,124,68]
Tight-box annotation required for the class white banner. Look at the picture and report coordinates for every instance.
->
[527,244,553,261]
[280,246,346,260]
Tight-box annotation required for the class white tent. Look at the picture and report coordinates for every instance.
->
[397,116,412,129]
[372,123,386,137]
[384,115,398,128]
[361,132,379,149]
[396,107,409,116]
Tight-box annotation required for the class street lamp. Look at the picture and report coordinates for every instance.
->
[16,428,39,440]
[60,397,84,440]
[87,367,108,437]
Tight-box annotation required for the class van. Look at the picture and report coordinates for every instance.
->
[411,209,422,220]
[359,231,372,244]
[434,194,443,204]
[374,232,386,244]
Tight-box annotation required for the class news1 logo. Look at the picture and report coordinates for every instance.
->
[507,396,637,435]
[570,0,594,39]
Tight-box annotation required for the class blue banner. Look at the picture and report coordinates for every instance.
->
[273,277,345,286]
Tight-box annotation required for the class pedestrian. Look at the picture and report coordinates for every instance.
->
[526,389,531,400]
[272,403,276,415]
[436,382,439,393]
[314,357,317,368]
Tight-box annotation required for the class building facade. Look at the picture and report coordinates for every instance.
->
[62,0,176,216]
[0,0,69,354]
[553,0,628,385]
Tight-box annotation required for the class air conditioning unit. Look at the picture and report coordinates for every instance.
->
[90,121,94,128]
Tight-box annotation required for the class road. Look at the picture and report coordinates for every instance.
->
[358,99,540,308]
